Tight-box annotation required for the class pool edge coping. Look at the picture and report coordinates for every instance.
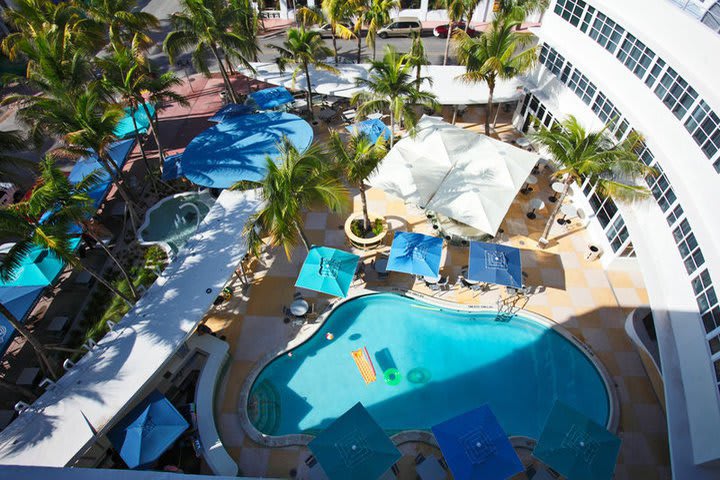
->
[236,287,620,448]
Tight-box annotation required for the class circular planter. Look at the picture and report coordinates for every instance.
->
[344,212,387,250]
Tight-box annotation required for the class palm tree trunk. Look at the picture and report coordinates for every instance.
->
[304,62,314,115]
[372,37,377,61]
[131,116,158,195]
[359,184,370,231]
[485,82,494,136]
[0,302,57,380]
[538,177,572,247]
[95,152,140,234]
[389,108,395,148]
[356,30,362,63]
[83,228,138,301]
[210,45,238,104]
[0,376,35,401]
[296,223,311,251]
[443,24,453,66]
[82,265,134,306]
[141,103,165,163]
[415,65,422,90]
[331,28,339,64]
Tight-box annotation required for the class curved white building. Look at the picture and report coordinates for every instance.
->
[513,1,720,477]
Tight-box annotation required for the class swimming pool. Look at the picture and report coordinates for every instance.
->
[138,191,214,256]
[248,293,612,439]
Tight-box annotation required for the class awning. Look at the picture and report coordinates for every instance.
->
[345,119,391,143]
[113,104,155,139]
[468,242,523,288]
[180,112,314,188]
[533,401,621,480]
[368,117,538,236]
[309,402,401,480]
[295,246,359,298]
[248,86,294,110]
[431,405,523,480]
[387,231,443,278]
[108,391,188,469]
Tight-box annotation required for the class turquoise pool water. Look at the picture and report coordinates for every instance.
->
[138,192,214,255]
[249,293,610,438]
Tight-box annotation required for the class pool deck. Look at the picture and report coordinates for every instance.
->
[200,111,670,479]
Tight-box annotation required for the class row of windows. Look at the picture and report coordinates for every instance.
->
[539,31,720,390]
[554,0,720,172]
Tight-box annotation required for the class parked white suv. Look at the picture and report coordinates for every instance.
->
[377,17,422,38]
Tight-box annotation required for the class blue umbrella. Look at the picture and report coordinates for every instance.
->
[468,241,522,288]
[309,402,401,480]
[114,104,155,139]
[345,119,391,143]
[0,285,45,356]
[162,153,183,181]
[387,231,443,277]
[432,405,524,480]
[533,402,621,480]
[108,391,189,469]
[180,111,314,188]
[248,86,294,110]
[295,246,359,297]
[68,138,136,208]
[208,103,255,123]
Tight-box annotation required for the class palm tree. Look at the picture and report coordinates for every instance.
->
[241,138,348,258]
[405,32,429,90]
[529,115,654,247]
[84,0,160,51]
[363,0,398,61]
[351,0,369,63]
[463,0,480,31]
[497,0,550,24]
[351,46,438,147]
[321,0,355,64]
[328,131,387,232]
[229,0,261,62]
[271,27,337,115]
[164,0,259,104]
[438,0,465,65]
[454,17,537,136]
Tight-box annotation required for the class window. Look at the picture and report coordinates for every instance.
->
[616,33,656,80]
[567,69,597,105]
[644,58,666,89]
[654,67,698,120]
[666,204,684,227]
[702,2,720,33]
[591,93,625,135]
[540,45,566,78]
[647,164,677,212]
[693,269,719,330]
[588,190,618,228]
[606,215,630,253]
[685,100,720,164]
[554,0,587,27]
[674,219,704,275]
[588,12,625,54]
[634,139,655,166]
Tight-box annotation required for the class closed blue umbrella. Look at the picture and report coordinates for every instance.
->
[533,402,621,480]
[248,86,294,110]
[387,231,443,277]
[345,119,391,143]
[108,391,189,469]
[468,241,522,288]
[432,405,524,480]
[295,246,359,297]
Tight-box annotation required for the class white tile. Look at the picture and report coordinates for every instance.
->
[614,288,643,307]
[219,413,245,447]
[566,286,595,308]
[550,306,575,324]
[560,251,580,269]
[582,268,608,288]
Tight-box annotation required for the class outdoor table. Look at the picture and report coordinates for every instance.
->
[558,204,578,225]
[516,136,531,148]
[290,299,309,316]
[549,182,565,203]
[416,454,447,480]
[367,112,384,120]
[521,174,538,194]
[374,258,388,274]
[527,198,545,220]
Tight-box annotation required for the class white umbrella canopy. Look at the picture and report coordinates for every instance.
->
[368,117,539,236]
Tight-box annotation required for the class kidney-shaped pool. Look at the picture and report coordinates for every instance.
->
[248,293,611,438]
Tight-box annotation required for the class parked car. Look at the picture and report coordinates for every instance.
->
[433,22,481,38]
[377,17,422,38]
[311,23,352,39]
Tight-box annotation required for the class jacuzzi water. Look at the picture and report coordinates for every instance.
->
[249,293,610,438]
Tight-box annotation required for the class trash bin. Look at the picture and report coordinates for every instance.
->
[586,244,603,261]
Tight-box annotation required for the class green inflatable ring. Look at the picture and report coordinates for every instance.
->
[384,368,401,385]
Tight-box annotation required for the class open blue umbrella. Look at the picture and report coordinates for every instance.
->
[468,241,522,288]
[208,103,255,123]
[295,246,359,297]
[0,285,45,356]
[387,231,443,277]
[345,119,391,143]
[248,86,294,110]
[68,138,136,208]
[432,405,523,480]
[108,391,189,469]
[309,402,401,480]
[162,153,183,181]
[533,402,621,480]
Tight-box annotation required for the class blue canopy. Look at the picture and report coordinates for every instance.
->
[114,103,155,139]
[180,112,314,188]
[208,103,255,123]
[108,391,189,469]
[0,285,45,356]
[295,246,359,297]
[345,119,391,143]
[68,138,136,208]
[248,86,294,110]
[533,401,621,480]
[309,402,401,480]
[387,231,443,277]
[162,153,183,181]
[432,405,523,480]
[468,241,522,288]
